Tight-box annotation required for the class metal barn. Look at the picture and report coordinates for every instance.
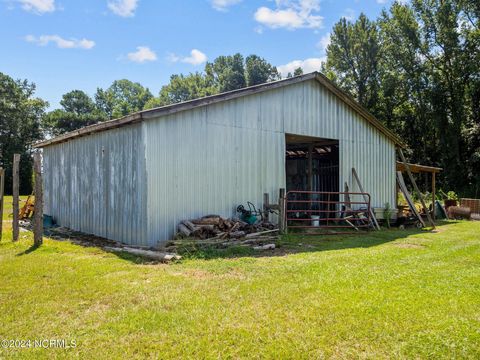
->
[35,72,403,247]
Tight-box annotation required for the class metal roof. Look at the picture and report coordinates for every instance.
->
[34,72,405,148]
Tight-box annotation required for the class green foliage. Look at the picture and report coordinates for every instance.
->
[207,53,246,92]
[42,90,107,136]
[145,73,217,109]
[325,1,480,196]
[0,72,47,194]
[245,54,280,86]
[95,79,153,119]
[384,202,392,228]
[325,14,381,115]
[60,90,96,115]
[447,191,459,200]
[146,53,281,108]
[42,109,106,136]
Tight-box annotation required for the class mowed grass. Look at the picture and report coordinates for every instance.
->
[0,218,479,359]
[2,195,29,221]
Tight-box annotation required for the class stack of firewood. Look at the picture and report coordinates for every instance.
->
[170,215,279,250]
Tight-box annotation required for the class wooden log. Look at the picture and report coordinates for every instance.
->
[194,224,216,231]
[229,230,246,238]
[33,153,43,246]
[183,220,197,232]
[104,246,181,262]
[253,244,275,251]
[192,217,221,225]
[12,154,20,241]
[245,229,279,238]
[0,168,4,241]
[177,223,192,237]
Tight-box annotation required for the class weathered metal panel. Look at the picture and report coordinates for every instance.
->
[144,79,395,244]
[43,124,148,246]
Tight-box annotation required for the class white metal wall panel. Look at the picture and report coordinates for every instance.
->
[43,124,148,246]
[144,79,395,244]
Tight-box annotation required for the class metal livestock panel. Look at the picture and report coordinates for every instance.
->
[144,79,395,244]
[43,124,148,246]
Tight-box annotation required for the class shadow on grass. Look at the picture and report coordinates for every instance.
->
[34,221,453,264]
[16,243,41,256]
[178,221,452,261]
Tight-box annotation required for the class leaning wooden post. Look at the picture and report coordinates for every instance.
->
[33,152,43,246]
[0,167,4,241]
[279,188,286,234]
[397,148,435,228]
[12,154,20,242]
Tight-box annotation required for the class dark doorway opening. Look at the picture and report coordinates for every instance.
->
[285,134,339,193]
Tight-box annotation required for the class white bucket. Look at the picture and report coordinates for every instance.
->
[311,215,320,227]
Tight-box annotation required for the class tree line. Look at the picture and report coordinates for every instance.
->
[1,0,478,196]
[323,0,479,197]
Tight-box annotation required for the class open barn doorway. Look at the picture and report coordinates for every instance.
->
[285,134,339,194]
[285,134,340,226]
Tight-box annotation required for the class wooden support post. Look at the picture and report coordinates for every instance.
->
[308,144,313,211]
[432,172,436,220]
[33,153,43,246]
[279,188,286,234]
[263,193,270,222]
[308,144,313,192]
[12,154,20,242]
[397,148,435,228]
[0,168,4,241]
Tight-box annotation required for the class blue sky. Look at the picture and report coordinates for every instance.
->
[1,0,395,109]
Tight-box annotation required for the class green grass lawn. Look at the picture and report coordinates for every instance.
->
[0,220,479,359]
[2,195,29,221]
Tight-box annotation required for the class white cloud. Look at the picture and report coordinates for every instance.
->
[210,0,241,11]
[254,0,323,30]
[168,49,208,66]
[376,0,387,4]
[18,0,55,14]
[277,57,325,77]
[127,46,157,63]
[317,32,330,54]
[25,34,95,49]
[108,0,138,17]
[342,8,355,21]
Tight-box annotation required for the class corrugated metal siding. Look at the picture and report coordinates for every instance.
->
[144,79,396,244]
[43,124,148,246]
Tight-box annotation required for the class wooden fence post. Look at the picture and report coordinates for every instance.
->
[12,154,20,242]
[0,168,4,241]
[33,153,43,246]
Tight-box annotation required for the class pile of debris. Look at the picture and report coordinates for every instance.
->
[168,215,279,251]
